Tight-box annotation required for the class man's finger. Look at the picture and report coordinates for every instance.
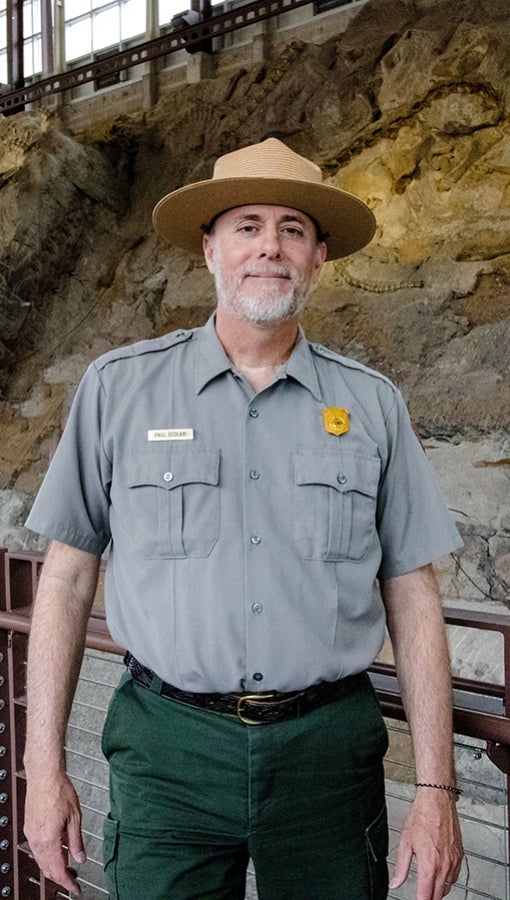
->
[67,815,87,866]
[389,839,413,889]
[35,846,82,895]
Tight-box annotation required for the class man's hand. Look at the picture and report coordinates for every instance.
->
[390,788,463,899]
[24,769,86,895]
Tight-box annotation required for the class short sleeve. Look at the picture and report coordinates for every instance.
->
[25,363,112,554]
[376,391,462,579]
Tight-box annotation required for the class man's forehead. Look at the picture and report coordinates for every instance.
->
[215,205,315,226]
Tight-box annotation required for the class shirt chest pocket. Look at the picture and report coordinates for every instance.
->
[293,451,380,562]
[124,448,220,558]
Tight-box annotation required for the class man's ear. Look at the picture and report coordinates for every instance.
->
[311,242,327,284]
[317,241,328,266]
[203,234,215,274]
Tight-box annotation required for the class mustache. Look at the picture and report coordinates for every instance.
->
[239,261,296,278]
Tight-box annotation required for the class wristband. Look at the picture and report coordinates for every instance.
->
[415,782,462,796]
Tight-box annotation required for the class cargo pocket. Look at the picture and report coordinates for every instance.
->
[103,815,120,899]
[365,804,389,899]
[293,451,380,561]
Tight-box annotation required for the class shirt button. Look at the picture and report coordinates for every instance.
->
[249,408,259,418]
[250,535,262,545]
[163,472,174,482]
[337,474,347,485]
[251,602,263,615]
[253,672,264,682]
[249,469,260,480]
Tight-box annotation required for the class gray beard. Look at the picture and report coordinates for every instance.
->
[214,262,312,326]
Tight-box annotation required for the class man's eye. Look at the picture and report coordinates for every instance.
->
[283,227,303,237]
[238,225,258,233]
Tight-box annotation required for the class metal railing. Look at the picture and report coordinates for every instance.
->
[0,548,509,898]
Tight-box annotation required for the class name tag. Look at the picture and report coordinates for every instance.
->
[148,429,194,441]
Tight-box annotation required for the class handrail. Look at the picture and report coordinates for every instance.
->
[370,605,510,752]
[0,0,313,113]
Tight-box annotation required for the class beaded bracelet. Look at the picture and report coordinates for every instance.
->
[415,782,463,796]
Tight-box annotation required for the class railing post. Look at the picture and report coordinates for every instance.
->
[0,628,13,899]
[0,551,6,612]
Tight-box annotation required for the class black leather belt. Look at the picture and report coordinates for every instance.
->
[124,652,365,725]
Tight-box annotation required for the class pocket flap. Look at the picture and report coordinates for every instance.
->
[294,451,380,498]
[127,448,220,491]
[103,814,120,868]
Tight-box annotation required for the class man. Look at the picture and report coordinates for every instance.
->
[23,138,464,899]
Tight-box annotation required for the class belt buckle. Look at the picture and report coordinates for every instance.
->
[236,692,276,725]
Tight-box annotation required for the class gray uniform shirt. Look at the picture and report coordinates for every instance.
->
[26,315,462,692]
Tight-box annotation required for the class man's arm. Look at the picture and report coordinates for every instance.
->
[380,564,464,900]
[23,540,101,896]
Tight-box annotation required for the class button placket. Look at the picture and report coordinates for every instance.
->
[245,399,269,692]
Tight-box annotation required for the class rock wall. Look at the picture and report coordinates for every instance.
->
[0,0,509,612]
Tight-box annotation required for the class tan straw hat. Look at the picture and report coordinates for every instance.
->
[152,138,376,261]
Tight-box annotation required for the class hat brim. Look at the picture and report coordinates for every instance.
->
[152,177,376,261]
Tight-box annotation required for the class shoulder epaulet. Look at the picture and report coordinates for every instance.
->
[310,342,340,361]
[310,341,396,390]
[93,328,195,372]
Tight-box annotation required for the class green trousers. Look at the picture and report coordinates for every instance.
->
[101,671,389,900]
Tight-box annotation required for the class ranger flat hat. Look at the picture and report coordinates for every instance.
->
[152,138,376,261]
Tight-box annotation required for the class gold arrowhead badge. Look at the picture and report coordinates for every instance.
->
[322,407,350,436]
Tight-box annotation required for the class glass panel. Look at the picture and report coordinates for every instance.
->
[24,38,32,74]
[65,15,93,60]
[0,49,7,84]
[24,37,38,77]
[120,0,144,40]
[0,11,6,50]
[65,0,92,20]
[23,0,33,35]
[31,32,42,74]
[158,0,188,27]
[23,0,41,37]
[92,4,120,50]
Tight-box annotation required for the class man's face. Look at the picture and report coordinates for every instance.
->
[203,205,327,326]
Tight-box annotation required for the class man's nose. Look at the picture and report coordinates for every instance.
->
[258,228,282,258]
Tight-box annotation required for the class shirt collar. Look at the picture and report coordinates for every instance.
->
[195,314,323,401]
[283,326,323,401]
[195,314,235,394]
